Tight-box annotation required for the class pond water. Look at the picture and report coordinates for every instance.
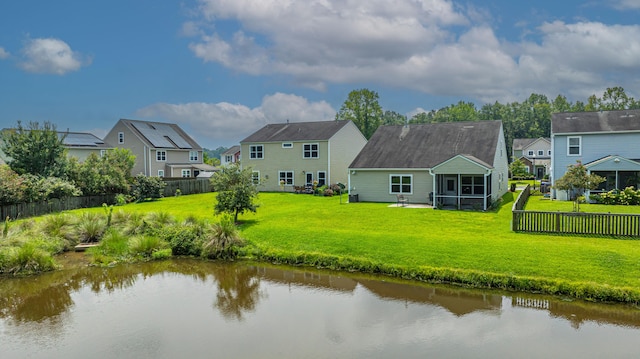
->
[1,256,640,358]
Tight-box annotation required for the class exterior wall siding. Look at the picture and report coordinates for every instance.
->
[432,157,489,174]
[350,170,432,203]
[552,132,640,200]
[328,122,368,186]
[104,121,147,176]
[492,127,510,201]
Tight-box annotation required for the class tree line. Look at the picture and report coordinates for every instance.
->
[335,86,640,157]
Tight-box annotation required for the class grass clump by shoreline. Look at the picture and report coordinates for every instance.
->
[2,191,640,304]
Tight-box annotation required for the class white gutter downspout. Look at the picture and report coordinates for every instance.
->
[327,140,331,184]
[428,168,436,206]
[143,145,148,176]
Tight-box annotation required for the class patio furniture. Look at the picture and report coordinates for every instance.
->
[396,194,408,207]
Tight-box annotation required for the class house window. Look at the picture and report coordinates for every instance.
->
[461,176,485,195]
[158,170,164,177]
[282,142,293,148]
[181,169,191,178]
[317,171,326,186]
[390,175,412,194]
[118,132,124,144]
[537,150,544,156]
[527,150,534,156]
[156,151,166,161]
[250,145,264,159]
[252,171,260,185]
[303,143,319,159]
[279,171,294,185]
[189,151,198,161]
[568,136,581,156]
[100,150,107,157]
[548,150,552,156]
[225,155,233,163]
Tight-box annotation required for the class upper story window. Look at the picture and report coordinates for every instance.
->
[118,132,124,144]
[189,151,198,162]
[568,136,581,156]
[250,145,264,159]
[303,143,319,159]
[548,150,552,156]
[537,150,544,156]
[157,150,167,162]
[527,150,534,156]
[282,142,293,148]
[225,155,233,163]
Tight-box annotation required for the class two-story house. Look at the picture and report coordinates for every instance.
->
[348,121,509,210]
[512,137,551,179]
[240,120,367,191]
[220,145,241,166]
[1,129,111,163]
[551,110,640,200]
[104,119,215,177]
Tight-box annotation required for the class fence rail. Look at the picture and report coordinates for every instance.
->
[1,195,116,221]
[513,210,640,237]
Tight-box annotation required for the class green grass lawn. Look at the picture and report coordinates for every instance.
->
[525,193,640,214]
[79,191,640,295]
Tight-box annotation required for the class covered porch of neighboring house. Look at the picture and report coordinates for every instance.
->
[430,155,494,211]
[586,155,640,196]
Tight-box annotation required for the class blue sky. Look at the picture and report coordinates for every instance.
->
[2,0,640,149]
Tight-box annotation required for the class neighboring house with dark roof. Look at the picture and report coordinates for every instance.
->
[104,119,215,177]
[60,131,112,161]
[0,129,111,163]
[512,137,551,179]
[348,120,509,210]
[551,110,640,200]
[240,120,367,192]
[221,145,241,166]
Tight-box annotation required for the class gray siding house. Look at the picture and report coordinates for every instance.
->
[551,110,640,200]
[240,120,367,192]
[512,137,551,179]
[60,132,112,161]
[104,119,215,177]
[348,121,509,210]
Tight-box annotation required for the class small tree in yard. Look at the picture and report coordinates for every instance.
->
[132,174,166,202]
[509,158,528,178]
[211,163,258,223]
[554,160,605,212]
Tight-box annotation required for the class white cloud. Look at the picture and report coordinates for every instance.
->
[135,93,336,147]
[0,47,9,59]
[612,0,640,9]
[19,37,90,75]
[186,0,640,104]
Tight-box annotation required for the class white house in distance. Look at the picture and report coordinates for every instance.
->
[348,121,509,210]
[104,119,215,177]
[221,145,241,166]
[551,109,640,200]
[240,120,367,192]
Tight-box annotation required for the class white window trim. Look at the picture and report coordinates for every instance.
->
[527,150,534,156]
[537,150,544,156]
[317,171,327,186]
[282,142,293,148]
[250,144,264,160]
[567,136,582,156]
[278,170,294,186]
[118,132,124,144]
[303,143,319,159]
[252,170,260,184]
[156,150,167,162]
[189,151,198,162]
[158,170,165,177]
[389,174,413,194]
[548,150,552,156]
[181,169,191,178]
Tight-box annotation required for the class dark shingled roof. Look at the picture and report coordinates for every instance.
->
[241,120,351,143]
[552,110,640,134]
[120,119,202,150]
[349,120,502,169]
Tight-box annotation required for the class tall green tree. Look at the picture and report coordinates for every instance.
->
[0,121,67,177]
[335,89,383,139]
[67,148,135,195]
[211,163,259,223]
[382,110,407,125]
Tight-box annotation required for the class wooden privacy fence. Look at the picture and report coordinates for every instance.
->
[162,178,212,197]
[512,210,640,238]
[1,194,116,221]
